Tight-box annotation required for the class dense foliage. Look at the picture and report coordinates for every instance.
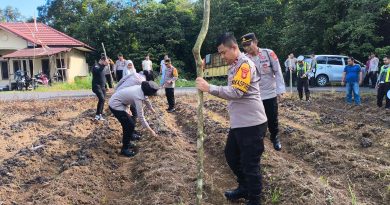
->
[2,0,389,77]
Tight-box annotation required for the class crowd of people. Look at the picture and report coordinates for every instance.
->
[91,53,179,156]
[88,31,389,205]
[283,52,390,107]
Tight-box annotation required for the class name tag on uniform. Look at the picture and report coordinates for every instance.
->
[232,63,251,93]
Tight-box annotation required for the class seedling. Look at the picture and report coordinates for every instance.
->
[271,187,282,204]
[348,182,358,205]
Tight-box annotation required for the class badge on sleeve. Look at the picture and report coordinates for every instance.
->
[270,51,279,61]
[232,63,251,93]
[387,90,390,99]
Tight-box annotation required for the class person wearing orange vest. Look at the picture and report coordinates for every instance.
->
[376,56,390,109]
[296,56,310,101]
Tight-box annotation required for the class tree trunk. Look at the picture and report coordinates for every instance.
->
[192,0,210,204]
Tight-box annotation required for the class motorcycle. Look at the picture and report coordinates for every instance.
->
[34,72,50,86]
[14,70,35,91]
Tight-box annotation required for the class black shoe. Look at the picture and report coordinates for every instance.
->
[167,108,176,113]
[246,199,261,205]
[127,142,137,149]
[224,187,248,201]
[120,149,137,157]
[271,136,282,151]
[131,133,142,141]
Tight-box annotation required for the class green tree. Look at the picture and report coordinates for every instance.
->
[0,6,23,22]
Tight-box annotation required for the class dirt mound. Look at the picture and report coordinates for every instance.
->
[0,93,389,205]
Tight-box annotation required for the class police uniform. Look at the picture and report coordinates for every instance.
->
[241,33,286,151]
[92,62,107,117]
[209,52,268,202]
[377,64,390,108]
[296,61,310,100]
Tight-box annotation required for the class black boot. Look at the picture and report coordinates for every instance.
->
[128,142,137,149]
[246,194,261,205]
[120,148,137,157]
[246,199,261,205]
[225,186,248,201]
[131,133,142,141]
[306,92,310,102]
[271,136,282,151]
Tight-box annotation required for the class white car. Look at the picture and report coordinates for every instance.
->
[304,55,367,87]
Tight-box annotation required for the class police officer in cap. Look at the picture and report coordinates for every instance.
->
[241,33,285,151]
[196,32,268,205]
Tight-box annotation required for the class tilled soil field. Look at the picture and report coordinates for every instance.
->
[0,93,389,205]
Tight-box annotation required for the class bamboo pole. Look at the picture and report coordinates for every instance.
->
[192,0,210,204]
[101,43,114,83]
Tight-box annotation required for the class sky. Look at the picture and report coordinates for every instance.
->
[1,0,47,18]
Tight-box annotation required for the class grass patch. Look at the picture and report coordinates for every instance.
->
[35,75,92,91]
[154,76,226,87]
[348,182,358,205]
[270,187,282,204]
[319,176,329,186]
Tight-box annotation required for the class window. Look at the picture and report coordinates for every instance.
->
[1,61,9,80]
[327,57,343,65]
[343,58,348,65]
[13,61,20,73]
[56,59,65,68]
[22,60,27,73]
[316,56,327,64]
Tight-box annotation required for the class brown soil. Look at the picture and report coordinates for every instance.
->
[0,92,389,205]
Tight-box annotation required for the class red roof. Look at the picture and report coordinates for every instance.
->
[3,47,71,58]
[0,22,93,50]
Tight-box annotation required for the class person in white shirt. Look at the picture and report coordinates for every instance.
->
[123,60,136,77]
[369,53,380,88]
[284,53,297,86]
[142,55,154,81]
[114,53,127,82]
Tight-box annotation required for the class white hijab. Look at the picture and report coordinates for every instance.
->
[123,60,136,76]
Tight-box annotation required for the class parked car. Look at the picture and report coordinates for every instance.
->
[304,55,366,87]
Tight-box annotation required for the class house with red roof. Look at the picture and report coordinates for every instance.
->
[0,22,94,90]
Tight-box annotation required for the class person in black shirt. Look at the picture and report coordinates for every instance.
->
[92,56,108,120]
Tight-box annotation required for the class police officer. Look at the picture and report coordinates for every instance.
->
[376,55,390,109]
[296,56,310,101]
[240,33,285,151]
[92,56,108,121]
[196,33,267,205]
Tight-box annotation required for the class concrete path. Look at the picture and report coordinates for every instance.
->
[0,86,376,101]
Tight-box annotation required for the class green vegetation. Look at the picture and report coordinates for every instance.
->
[35,75,92,91]
[348,182,358,205]
[270,187,282,204]
[27,0,389,78]
[2,0,389,78]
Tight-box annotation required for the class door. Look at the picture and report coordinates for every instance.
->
[326,56,344,82]
[42,59,50,77]
[315,56,328,78]
[29,60,33,77]
[1,61,9,80]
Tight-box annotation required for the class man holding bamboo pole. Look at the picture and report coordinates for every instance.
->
[196,33,267,205]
